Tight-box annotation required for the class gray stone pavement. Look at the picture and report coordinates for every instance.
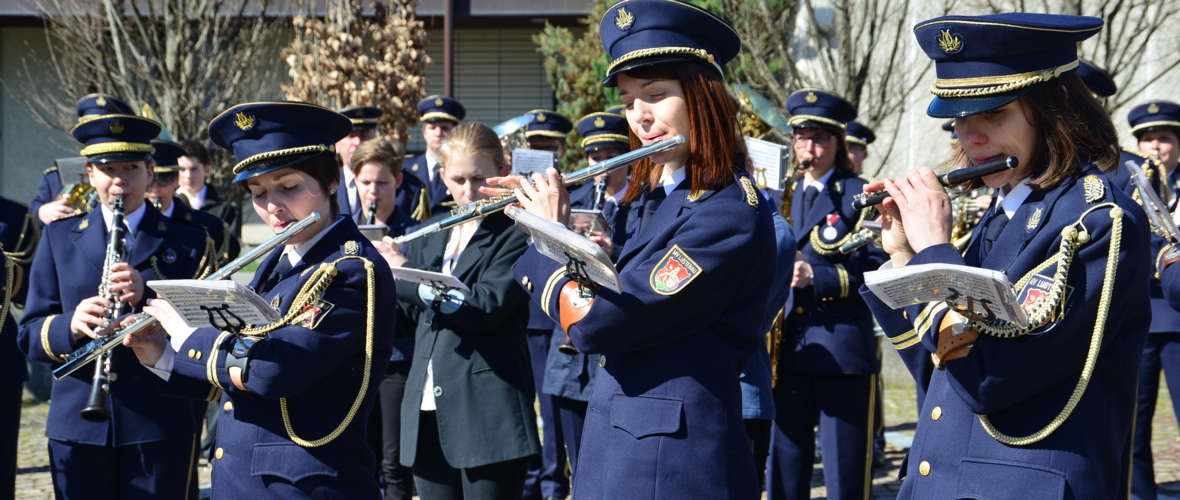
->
[11,382,1179,499]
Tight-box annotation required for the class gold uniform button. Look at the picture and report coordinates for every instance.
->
[522,276,533,292]
[919,460,931,476]
[223,401,234,411]
[598,357,606,368]
[931,406,942,421]
[195,351,203,360]
[187,349,196,358]
[795,307,805,314]
[215,447,224,460]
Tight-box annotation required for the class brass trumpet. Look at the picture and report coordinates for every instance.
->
[851,157,1018,210]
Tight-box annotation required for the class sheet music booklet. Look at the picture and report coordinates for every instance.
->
[864,263,1029,327]
[511,149,557,177]
[388,267,471,292]
[147,280,281,328]
[505,205,622,293]
[569,210,611,236]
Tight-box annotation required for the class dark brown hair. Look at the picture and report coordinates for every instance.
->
[179,139,210,166]
[618,62,743,204]
[349,138,405,176]
[291,152,341,218]
[944,72,1118,191]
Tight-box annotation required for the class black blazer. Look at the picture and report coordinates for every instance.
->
[396,211,540,469]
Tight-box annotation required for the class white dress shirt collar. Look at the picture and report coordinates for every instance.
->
[659,167,687,196]
[995,178,1033,219]
[100,201,146,235]
[282,216,344,268]
[804,168,835,193]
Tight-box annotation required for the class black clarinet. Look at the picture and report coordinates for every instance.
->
[81,195,126,422]
[851,157,1018,210]
[365,200,377,225]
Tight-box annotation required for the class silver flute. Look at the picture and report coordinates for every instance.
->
[53,212,322,380]
[394,135,686,246]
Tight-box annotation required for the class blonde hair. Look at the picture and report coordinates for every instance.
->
[438,122,506,172]
[349,138,404,176]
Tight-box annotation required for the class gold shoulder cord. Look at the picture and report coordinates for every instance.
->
[238,256,377,448]
[976,203,1123,446]
[809,207,871,256]
[412,186,431,221]
[0,248,14,329]
[3,213,41,300]
[195,237,217,279]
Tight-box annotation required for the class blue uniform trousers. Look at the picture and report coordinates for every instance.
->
[557,398,587,474]
[1132,332,1180,500]
[768,373,875,500]
[523,328,568,500]
[47,433,199,500]
[0,382,20,498]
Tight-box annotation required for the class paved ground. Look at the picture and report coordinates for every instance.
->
[12,383,1180,499]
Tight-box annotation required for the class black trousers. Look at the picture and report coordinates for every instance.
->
[1132,332,1180,500]
[744,418,772,491]
[413,411,530,500]
[380,362,414,500]
[0,383,20,499]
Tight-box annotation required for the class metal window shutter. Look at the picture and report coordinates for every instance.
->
[405,28,554,154]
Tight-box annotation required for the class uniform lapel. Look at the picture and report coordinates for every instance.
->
[616,184,691,270]
[790,177,805,234]
[451,215,501,280]
[128,205,168,268]
[798,175,837,239]
[980,174,1073,270]
[71,210,108,271]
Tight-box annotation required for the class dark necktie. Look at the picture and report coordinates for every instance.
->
[801,185,820,224]
[260,255,293,295]
[979,205,1009,262]
[638,187,667,235]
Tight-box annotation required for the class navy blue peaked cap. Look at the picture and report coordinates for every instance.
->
[914,13,1103,118]
[337,106,383,130]
[150,140,187,171]
[209,102,353,183]
[578,112,630,152]
[599,0,740,87]
[845,121,875,145]
[525,109,573,139]
[70,114,160,163]
[1128,101,1180,137]
[417,95,465,124]
[605,104,626,116]
[1078,59,1116,98]
[786,89,856,131]
[76,94,135,122]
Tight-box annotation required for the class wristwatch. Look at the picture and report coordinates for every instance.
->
[225,337,257,391]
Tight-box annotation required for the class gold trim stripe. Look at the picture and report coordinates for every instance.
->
[1131,120,1180,134]
[845,136,867,146]
[348,118,379,125]
[931,60,1078,98]
[863,373,877,500]
[420,112,460,123]
[835,263,849,298]
[787,114,847,130]
[582,134,630,148]
[607,47,715,76]
[539,267,567,317]
[890,329,918,346]
[40,314,64,363]
[232,145,333,174]
[914,19,1102,34]
[80,142,155,157]
[207,331,233,391]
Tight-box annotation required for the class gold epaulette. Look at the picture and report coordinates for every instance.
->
[43,166,58,175]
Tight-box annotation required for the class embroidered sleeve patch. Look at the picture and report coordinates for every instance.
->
[292,299,335,329]
[649,245,702,295]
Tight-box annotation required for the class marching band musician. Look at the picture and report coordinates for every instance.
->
[541,110,636,475]
[146,139,229,266]
[31,94,137,225]
[350,136,419,500]
[336,105,384,222]
[176,139,243,262]
[124,102,397,499]
[375,122,541,499]
[1127,100,1180,500]
[844,120,875,175]
[17,114,212,500]
[498,0,778,495]
[0,197,35,498]
[767,89,887,500]
[405,96,467,218]
[862,13,1150,498]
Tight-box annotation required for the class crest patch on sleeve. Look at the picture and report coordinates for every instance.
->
[292,299,334,329]
[650,245,702,295]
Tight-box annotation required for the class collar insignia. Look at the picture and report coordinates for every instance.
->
[434,97,444,106]
[1084,175,1104,204]
[805,91,818,104]
[594,116,606,128]
[615,7,634,31]
[345,240,360,255]
[184,213,192,221]
[158,221,168,231]
[234,112,256,131]
[937,29,963,54]
[108,121,124,134]
[163,248,177,263]
[1149,103,1161,114]
[95,96,107,106]
[412,163,419,171]
[650,245,701,295]
[739,176,759,207]
[1026,205,1043,232]
[78,219,89,230]
[270,295,282,310]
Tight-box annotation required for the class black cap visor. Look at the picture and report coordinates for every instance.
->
[87,152,153,164]
[232,150,331,184]
[603,56,718,87]
[926,87,1031,118]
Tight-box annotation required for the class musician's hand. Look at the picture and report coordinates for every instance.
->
[106,262,145,306]
[143,298,196,348]
[38,199,75,225]
[481,174,528,197]
[878,204,916,267]
[70,296,109,340]
[515,168,570,226]
[791,253,813,288]
[377,236,409,269]
[883,168,951,254]
[121,314,167,368]
[587,231,614,255]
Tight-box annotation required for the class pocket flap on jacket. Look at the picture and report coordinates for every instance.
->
[609,394,683,439]
[251,442,339,483]
[957,458,1066,499]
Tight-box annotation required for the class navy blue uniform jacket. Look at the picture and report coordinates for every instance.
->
[788,171,887,374]
[30,169,63,225]
[863,166,1150,499]
[163,217,395,499]
[404,153,452,217]
[513,171,777,499]
[0,198,32,384]
[17,205,209,445]
[396,211,540,469]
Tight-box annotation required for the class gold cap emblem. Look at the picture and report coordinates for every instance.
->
[234,112,255,131]
[937,29,963,54]
[95,96,107,106]
[536,113,547,122]
[615,7,634,31]
[594,116,606,127]
[354,110,364,117]
[108,121,124,134]
[805,92,818,104]
[434,97,444,106]
[1148,103,1161,114]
